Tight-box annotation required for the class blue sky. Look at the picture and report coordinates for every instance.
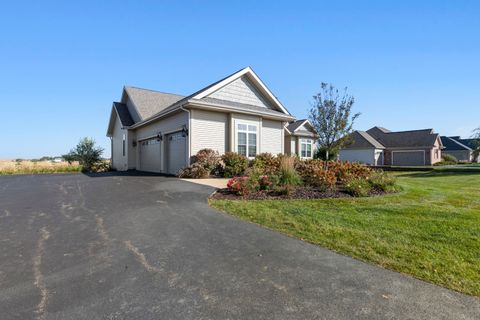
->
[1,1,479,158]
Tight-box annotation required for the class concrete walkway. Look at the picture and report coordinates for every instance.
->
[180,177,229,189]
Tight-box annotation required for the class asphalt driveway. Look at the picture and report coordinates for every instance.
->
[0,173,478,319]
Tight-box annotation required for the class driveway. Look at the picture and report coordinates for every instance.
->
[0,173,478,319]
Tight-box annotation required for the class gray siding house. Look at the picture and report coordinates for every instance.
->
[440,136,480,162]
[107,67,315,174]
[339,127,443,166]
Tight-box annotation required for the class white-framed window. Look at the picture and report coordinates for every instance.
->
[122,134,126,156]
[300,138,313,158]
[237,123,257,158]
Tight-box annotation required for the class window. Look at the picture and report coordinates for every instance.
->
[300,139,313,158]
[122,134,126,156]
[435,149,439,159]
[237,123,257,157]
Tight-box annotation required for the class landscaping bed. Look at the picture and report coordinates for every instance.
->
[180,149,401,199]
[211,185,394,200]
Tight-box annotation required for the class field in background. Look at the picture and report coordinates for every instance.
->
[0,160,82,175]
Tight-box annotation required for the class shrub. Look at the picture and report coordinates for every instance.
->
[222,152,248,177]
[63,137,104,172]
[227,176,258,196]
[193,149,220,171]
[250,153,280,175]
[278,156,301,190]
[329,161,372,183]
[344,177,372,197]
[368,171,399,192]
[90,161,111,173]
[435,154,458,166]
[295,159,337,191]
[178,163,209,178]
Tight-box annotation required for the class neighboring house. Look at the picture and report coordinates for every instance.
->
[440,136,480,162]
[107,67,299,174]
[339,126,443,166]
[284,119,318,159]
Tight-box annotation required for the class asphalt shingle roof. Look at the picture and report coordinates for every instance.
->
[113,102,135,127]
[286,120,307,132]
[366,126,439,148]
[124,87,185,120]
[440,136,472,151]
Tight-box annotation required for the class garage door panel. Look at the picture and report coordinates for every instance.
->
[167,132,186,175]
[392,151,424,166]
[139,139,161,172]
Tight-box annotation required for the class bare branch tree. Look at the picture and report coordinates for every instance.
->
[309,83,360,166]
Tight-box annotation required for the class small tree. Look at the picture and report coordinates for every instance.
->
[63,137,104,172]
[472,127,480,162]
[309,83,360,168]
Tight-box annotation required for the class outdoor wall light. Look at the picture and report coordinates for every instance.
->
[182,125,189,137]
[156,132,163,141]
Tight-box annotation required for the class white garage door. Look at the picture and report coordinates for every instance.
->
[166,131,187,175]
[139,138,161,172]
[392,151,425,166]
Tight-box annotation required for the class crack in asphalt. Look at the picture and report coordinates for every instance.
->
[33,227,51,320]
[124,240,163,273]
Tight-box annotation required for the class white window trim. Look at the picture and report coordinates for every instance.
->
[300,138,313,159]
[235,121,258,158]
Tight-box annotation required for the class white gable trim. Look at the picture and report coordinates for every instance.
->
[192,67,291,116]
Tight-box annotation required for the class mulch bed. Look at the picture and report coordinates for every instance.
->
[210,186,392,200]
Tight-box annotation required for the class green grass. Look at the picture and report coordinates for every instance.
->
[210,171,480,296]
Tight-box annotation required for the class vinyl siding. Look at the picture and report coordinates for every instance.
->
[190,109,228,155]
[111,115,128,171]
[127,130,136,169]
[208,76,273,109]
[135,111,189,172]
[261,119,283,154]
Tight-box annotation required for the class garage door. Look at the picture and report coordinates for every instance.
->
[139,138,161,172]
[166,131,187,175]
[392,151,425,166]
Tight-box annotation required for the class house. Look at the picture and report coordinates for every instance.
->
[339,126,443,166]
[106,67,317,174]
[284,119,318,159]
[440,136,480,162]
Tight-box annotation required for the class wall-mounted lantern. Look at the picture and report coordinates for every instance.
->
[182,125,189,137]
[156,132,163,141]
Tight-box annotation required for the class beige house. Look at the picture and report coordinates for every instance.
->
[284,119,318,158]
[107,67,315,174]
[339,126,443,166]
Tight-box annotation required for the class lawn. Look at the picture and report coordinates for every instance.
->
[210,170,480,296]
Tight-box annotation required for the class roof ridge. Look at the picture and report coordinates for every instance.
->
[124,86,185,97]
[385,128,434,134]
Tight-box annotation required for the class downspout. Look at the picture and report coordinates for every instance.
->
[180,105,191,165]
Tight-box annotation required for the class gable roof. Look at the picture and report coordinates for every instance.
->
[440,136,472,151]
[191,67,290,115]
[122,87,185,120]
[113,102,134,127]
[285,119,318,136]
[286,119,307,132]
[457,138,480,149]
[366,126,441,148]
[344,131,385,149]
